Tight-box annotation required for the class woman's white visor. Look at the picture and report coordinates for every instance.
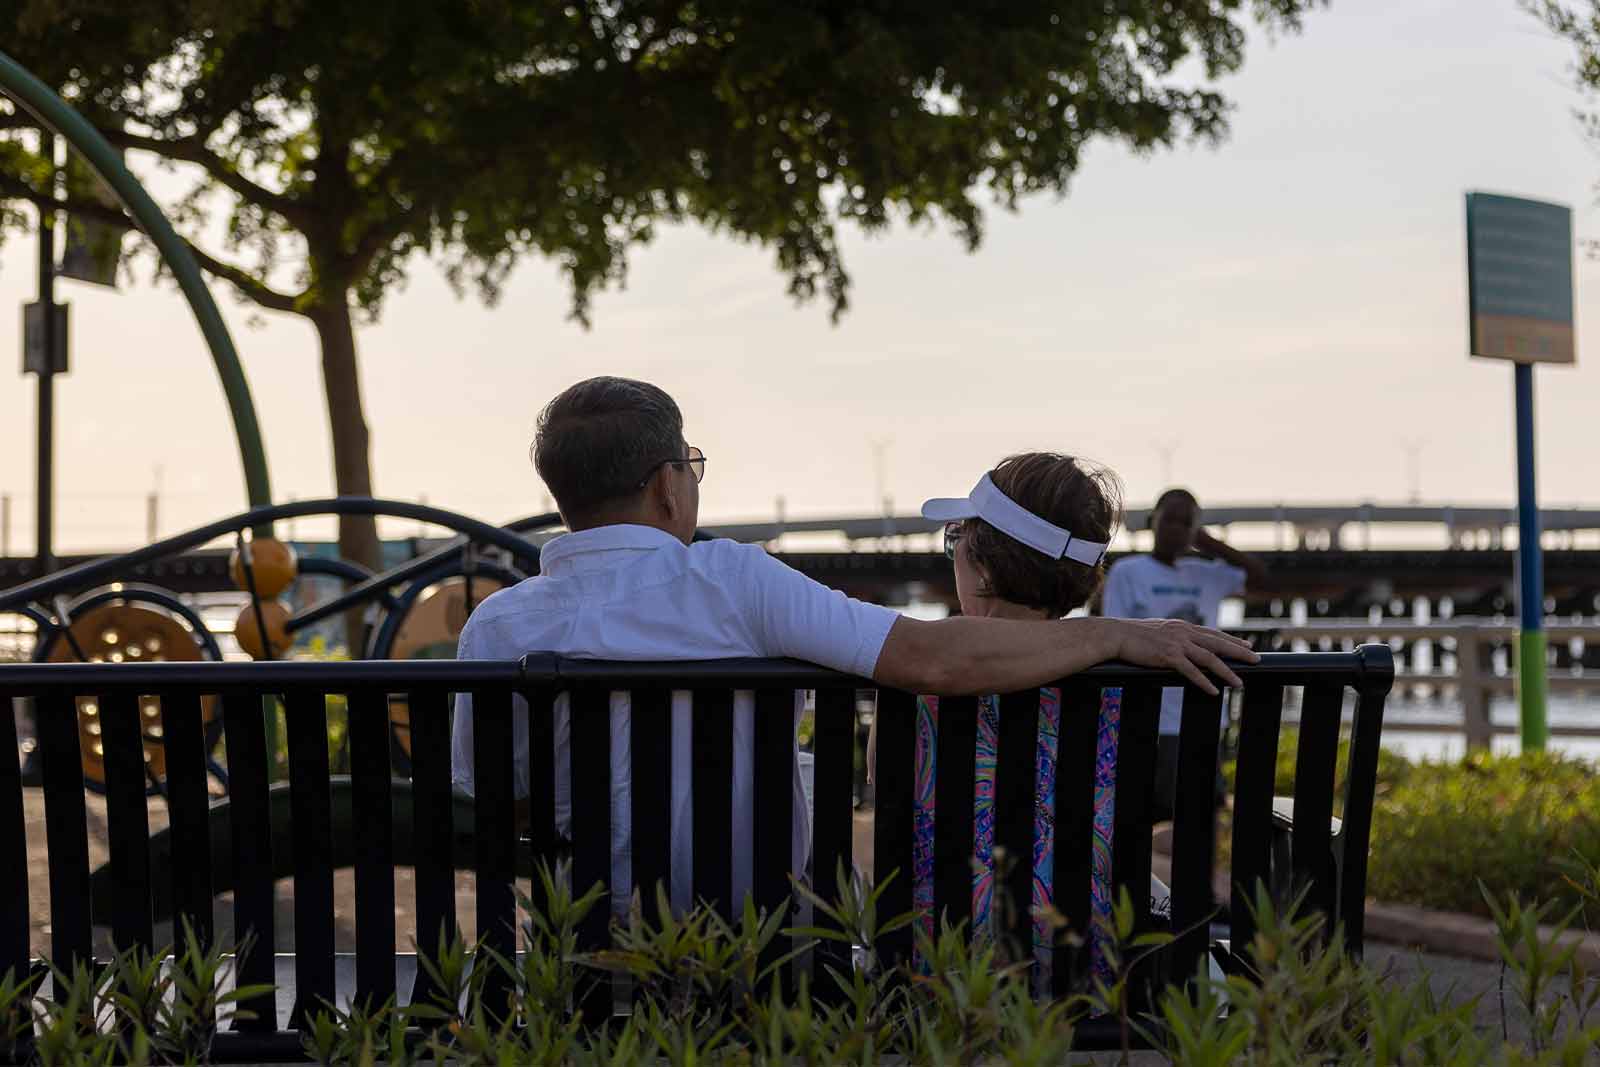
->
[921,472,1108,566]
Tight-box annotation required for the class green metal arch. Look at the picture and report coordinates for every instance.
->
[0,48,272,514]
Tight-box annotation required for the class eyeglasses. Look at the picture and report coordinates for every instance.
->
[943,521,964,561]
[637,445,707,489]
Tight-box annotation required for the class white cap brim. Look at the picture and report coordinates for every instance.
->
[920,496,979,522]
[920,472,1108,566]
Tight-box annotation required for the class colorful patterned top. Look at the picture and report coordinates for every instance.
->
[911,687,1122,986]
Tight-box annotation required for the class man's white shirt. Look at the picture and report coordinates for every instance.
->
[1101,555,1246,735]
[450,524,898,915]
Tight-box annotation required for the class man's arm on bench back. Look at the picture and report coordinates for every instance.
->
[871,615,1256,697]
[735,542,1255,697]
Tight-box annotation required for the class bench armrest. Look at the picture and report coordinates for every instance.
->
[1270,796,1343,837]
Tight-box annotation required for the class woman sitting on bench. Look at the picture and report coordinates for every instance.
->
[872,452,1168,983]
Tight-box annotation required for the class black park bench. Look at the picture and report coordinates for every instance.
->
[0,645,1392,1060]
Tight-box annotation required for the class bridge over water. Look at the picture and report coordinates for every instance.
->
[0,503,1595,617]
[705,503,1600,551]
[703,504,1600,615]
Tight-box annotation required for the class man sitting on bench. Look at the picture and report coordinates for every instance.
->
[450,376,1255,916]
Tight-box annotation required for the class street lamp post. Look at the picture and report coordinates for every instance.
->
[26,128,61,576]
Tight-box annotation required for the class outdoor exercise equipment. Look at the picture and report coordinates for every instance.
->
[0,54,566,793]
[31,586,225,793]
[231,599,291,660]
[0,498,556,791]
[228,537,298,599]
[382,573,512,766]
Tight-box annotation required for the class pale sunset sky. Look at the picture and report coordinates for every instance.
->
[2,0,1598,552]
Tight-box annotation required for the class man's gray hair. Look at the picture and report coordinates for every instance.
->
[532,377,685,519]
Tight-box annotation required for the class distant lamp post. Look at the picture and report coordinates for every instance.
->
[0,46,274,529]
[21,140,127,573]
[23,128,63,575]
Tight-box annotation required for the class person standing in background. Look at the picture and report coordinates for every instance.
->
[1100,488,1267,820]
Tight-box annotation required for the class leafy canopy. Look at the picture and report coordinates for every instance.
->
[2,0,1321,321]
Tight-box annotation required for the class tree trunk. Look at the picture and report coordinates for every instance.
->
[310,299,381,656]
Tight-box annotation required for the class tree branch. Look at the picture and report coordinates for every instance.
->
[346,211,411,281]
[0,176,303,314]
[178,236,302,314]
[340,146,426,278]
[102,126,312,228]
[0,175,127,228]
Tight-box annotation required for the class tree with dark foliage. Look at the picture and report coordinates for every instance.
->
[0,1,1322,572]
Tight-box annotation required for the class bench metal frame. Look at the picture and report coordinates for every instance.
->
[0,647,1391,1059]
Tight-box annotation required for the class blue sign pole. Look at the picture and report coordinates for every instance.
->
[1513,363,1548,749]
[1465,191,1574,752]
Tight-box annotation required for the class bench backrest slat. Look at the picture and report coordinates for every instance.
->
[219,688,276,1032]
[629,685,672,930]
[691,688,735,922]
[406,685,455,1008]
[1109,683,1160,945]
[753,686,794,988]
[161,691,214,951]
[37,690,93,973]
[1051,681,1100,998]
[524,683,559,916]
[1291,682,1344,934]
[564,684,607,1019]
[284,689,336,1027]
[469,685,517,1016]
[1170,687,1225,985]
[349,688,396,1007]
[1338,682,1389,952]
[0,691,29,984]
[1229,682,1285,956]
[871,688,916,970]
[933,694,979,940]
[994,690,1040,956]
[101,690,155,953]
[808,685,855,1004]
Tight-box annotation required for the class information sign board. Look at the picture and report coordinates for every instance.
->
[1466,193,1575,364]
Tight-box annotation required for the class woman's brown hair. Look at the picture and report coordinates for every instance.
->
[959,453,1123,617]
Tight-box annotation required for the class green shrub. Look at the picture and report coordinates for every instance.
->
[1158,883,1600,1066]
[12,919,271,1065]
[1224,731,1600,920]
[1222,726,1416,812]
[10,867,1600,1064]
[1366,749,1600,919]
[286,870,1600,1064]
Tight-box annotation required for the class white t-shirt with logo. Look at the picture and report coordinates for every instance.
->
[1101,556,1247,735]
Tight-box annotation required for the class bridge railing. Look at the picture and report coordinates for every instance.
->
[1240,620,1600,749]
